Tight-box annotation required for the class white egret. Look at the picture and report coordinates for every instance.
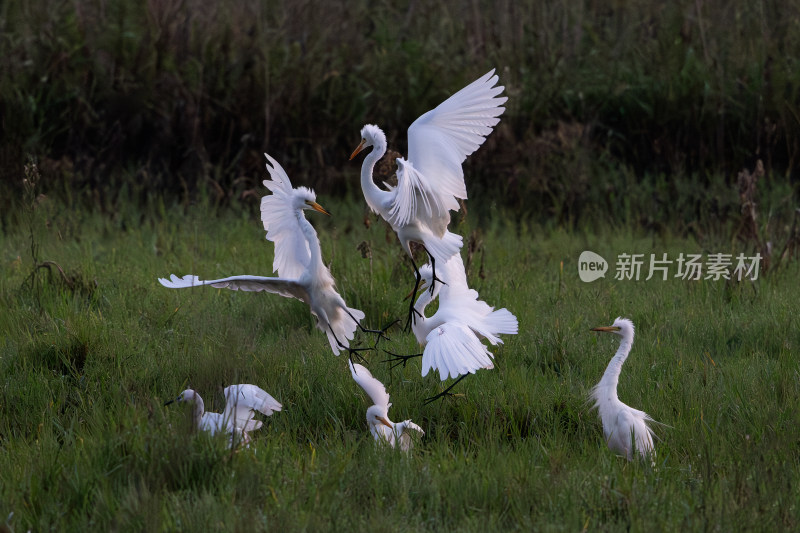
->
[350,69,507,326]
[166,384,282,446]
[590,317,657,462]
[386,253,518,402]
[159,153,384,356]
[348,360,424,451]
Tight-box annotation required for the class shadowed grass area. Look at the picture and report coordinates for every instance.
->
[1,194,799,530]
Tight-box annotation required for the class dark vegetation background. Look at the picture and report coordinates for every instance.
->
[1,0,799,229]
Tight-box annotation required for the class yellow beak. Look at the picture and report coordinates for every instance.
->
[307,201,331,216]
[378,416,393,429]
[350,139,367,160]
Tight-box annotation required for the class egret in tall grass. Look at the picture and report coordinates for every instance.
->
[349,361,424,451]
[590,317,657,461]
[165,384,282,446]
[386,254,518,402]
[159,153,385,357]
[350,69,507,327]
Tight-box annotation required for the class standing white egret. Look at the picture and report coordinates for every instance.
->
[590,317,657,462]
[348,360,424,451]
[349,69,507,326]
[386,253,518,402]
[165,384,282,446]
[159,153,383,356]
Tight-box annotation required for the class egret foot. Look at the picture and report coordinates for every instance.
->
[382,350,423,370]
[423,374,470,405]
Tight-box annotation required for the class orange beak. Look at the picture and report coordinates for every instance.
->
[307,201,331,216]
[591,326,621,333]
[377,416,393,429]
[350,139,367,160]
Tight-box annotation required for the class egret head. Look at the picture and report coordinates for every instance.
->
[350,124,387,160]
[293,187,331,216]
[591,317,635,338]
[165,389,197,406]
[366,404,393,430]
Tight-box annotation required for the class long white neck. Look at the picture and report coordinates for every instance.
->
[192,394,205,428]
[296,211,332,286]
[359,141,390,216]
[597,329,635,397]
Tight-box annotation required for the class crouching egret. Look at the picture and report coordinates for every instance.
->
[159,153,386,357]
[350,69,507,328]
[590,317,657,462]
[165,384,282,446]
[349,361,423,451]
[385,253,518,403]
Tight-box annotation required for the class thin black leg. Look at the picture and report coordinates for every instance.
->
[423,374,470,405]
[420,245,447,296]
[404,256,424,332]
[344,309,396,347]
[329,325,372,365]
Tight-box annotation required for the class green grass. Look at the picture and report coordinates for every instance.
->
[1,196,799,531]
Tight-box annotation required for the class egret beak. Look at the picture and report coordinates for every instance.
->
[378,416,393,429]
[591,326,621,333]
[307,201,331,216]
[164,396,180,406]
[350,139,367,160]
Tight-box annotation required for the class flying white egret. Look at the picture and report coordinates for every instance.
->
[165,384,282,446]
[348,360,424,451]
[386,253,518,402]
[350,69,507,327]
[159,153,385,357]
[590,317,657,462]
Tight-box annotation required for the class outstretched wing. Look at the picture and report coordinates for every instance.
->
[387,159,450,236]
[421,321,495,381]
[261,153,310,280]
[349,361,390,409]
[407,69,506,211]
[158,274,309,302]
[223,384,282,431]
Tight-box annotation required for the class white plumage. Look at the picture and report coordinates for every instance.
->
[410,253,518,380]
[349,361,423,451]
[158,153,366,356]
[350,70,507,320]
[168,384,282,446]
[590,317,657,462]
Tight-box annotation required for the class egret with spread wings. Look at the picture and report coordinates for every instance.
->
[350,69,506,327]
[386,253,518,402]
[165,384,282,447]
[349,361,423,451]
[590,317,657,462]
[159,153,380,356]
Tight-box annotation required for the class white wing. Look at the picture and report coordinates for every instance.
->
[421,322,495,381]
[223,384,282,430]
[158,274,309,302]
[261,153,311,280]
[407,69,506,211]
[349,361,390,409]
[387,159,449,236]
[395,420,424,452]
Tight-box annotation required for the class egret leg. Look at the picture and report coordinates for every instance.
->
[421,245,447,296]
[344,309,397,347]
[404,257,425,332]
[328,325,372,365]
[382,349,423,370]
[423,374,470,405]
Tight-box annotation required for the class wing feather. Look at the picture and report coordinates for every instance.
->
[223,384,282,431]
[407,69,506,209]
[158,274,309,301]
[422,322,494,381]
[349,361,390,409]
[260,153,311,279]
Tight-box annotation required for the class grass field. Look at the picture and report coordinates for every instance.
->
[1,191,798,531]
